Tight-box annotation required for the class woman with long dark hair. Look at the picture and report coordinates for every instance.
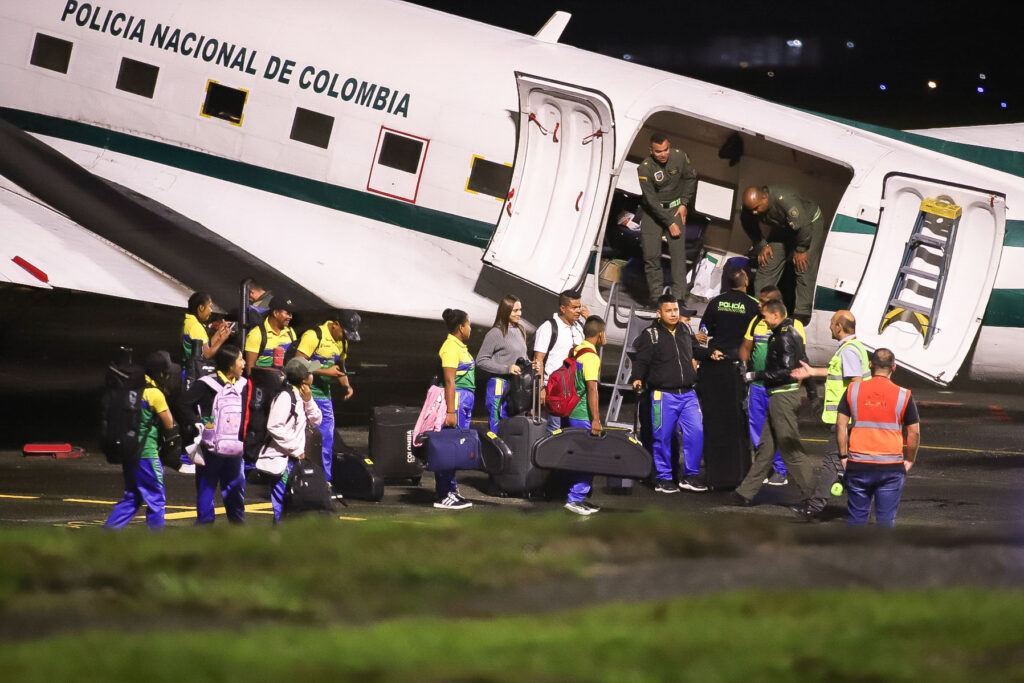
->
[476,295,529,431]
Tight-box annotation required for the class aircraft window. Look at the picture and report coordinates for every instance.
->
[116,58,159,98]
[466,156,513,199]
[289,107,334,149]
[378,132,423,174]
[201,80,247,125]
[30,34,73,74]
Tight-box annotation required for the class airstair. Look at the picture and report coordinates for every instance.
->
[600,281,655,429]
[878,195,962,346]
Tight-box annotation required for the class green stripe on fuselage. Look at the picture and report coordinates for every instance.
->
[830,214,877,235]
[812,112,1024,179]
[0,107,494,248]
[814,286,1023,328]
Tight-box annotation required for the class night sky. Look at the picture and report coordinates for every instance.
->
[409,0,1022,130]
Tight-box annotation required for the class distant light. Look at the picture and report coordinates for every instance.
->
[1002,102,1008,108]
[786,39,803,48]
[977,86,985,93]
[979,73,987,80]
[767,71,775,78]
[927,80,938,89]
[845,40,855,48]
[623,54,632,61]
[879,84,887,91]
[739,60,750,68]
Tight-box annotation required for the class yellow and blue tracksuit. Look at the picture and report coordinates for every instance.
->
[297,324,345,482]
[437,334,475,499]
[104,376,167,530]
[566,341,600,504]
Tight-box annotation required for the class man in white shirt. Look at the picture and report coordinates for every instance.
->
[259,357,323,522]
[532,290,588,432]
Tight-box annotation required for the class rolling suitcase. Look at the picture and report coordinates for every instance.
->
[492,376,549,497]
[418,429,483,472]
[697,360,750,489]
[332,429,385,502]
[532,428,653,479]
[369,405,424,484]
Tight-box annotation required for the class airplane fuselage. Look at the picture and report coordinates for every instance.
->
[2,0,1022,385]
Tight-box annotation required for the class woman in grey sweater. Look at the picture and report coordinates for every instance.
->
[477,295,530,430]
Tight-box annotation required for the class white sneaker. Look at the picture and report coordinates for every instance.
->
[564,501,599,516]
[178,463,196,475]
[434,493,472,510]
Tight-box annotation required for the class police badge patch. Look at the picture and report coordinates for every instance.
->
[654,170,665,182]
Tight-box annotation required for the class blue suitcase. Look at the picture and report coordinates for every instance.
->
[532,428,653,479]
[419,429,482,472]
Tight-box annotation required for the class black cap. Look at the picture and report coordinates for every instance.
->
[144,350,173,375]
[339,310,361,342]
[268,295,295,313]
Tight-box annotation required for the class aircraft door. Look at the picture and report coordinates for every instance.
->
[849,174,1005,384]
[482,74,615,293]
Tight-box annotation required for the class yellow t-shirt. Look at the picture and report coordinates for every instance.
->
[439,334,475,390]
[245,320,296,368]
[568,340,600,421]
[182,313,209,362]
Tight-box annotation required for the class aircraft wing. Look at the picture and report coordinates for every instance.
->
[0,116,327,313]
[0,179,192,304]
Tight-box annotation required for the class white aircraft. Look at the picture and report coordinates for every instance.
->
[1,0,1022,385]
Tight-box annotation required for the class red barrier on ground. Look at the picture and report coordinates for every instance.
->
[22,444,88,459]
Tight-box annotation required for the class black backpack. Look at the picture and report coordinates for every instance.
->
[505,358,536,417]
[183,339,216,392]
[284,427,334,514]
[99,347,147,465]
[242,368,289,464]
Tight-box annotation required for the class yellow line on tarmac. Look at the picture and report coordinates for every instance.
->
[63,498,120,505]
[0,494,39,500]
[338,516,367,522]
[163,502,275,520]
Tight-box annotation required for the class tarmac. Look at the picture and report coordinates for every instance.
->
[1,285,1022,534]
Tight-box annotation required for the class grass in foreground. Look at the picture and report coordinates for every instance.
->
[0,509,782,627]
[2,589,1024,682]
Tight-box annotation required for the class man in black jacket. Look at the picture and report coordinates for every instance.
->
[731,299,816,505]
[631,294,718,493]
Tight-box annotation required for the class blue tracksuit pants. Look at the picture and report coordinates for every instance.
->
[748,383,788,476]
[104,457,165,530]
[650,390,703,480]
[485,376,508,432]
[271,459,295,523]
[315,397,335,482]
[566,418,595,503]
[435,388,473,499]
[195,451,246,524]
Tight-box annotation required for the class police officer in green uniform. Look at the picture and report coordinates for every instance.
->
[741,185,826,322]
[637,134,698,304]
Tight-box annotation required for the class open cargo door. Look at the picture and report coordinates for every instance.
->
[483,74,615,293]
[850,174,1004,384]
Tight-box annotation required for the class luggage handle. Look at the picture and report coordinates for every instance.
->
[530,359,544,425]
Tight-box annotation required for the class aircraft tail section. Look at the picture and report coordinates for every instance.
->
[0,115,325,312]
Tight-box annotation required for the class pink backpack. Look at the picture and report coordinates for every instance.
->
[412,384,447,446]
[199,375,248,456]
